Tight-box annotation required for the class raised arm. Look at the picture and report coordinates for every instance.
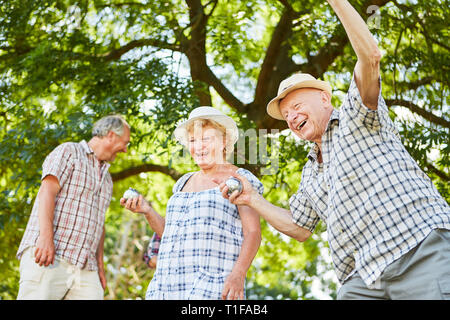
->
[327,0,382,110]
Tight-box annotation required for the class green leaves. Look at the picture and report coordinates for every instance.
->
[1,0,448,300]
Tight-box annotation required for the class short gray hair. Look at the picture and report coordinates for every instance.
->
[92,115,129,138]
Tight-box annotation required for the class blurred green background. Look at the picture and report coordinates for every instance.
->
[0,0,448,299]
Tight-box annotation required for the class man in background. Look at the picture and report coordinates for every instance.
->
[16,115,130,300]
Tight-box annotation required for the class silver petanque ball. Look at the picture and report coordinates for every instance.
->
[122,187,140,200]
[225,177,242,196]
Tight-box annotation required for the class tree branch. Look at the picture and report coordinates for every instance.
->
[203,0,219,18]
[201,65,246,113]
[254,9,300,104]
[111,164,183,182]
[96,2,148,9]
[100,38,182,62]
[395,77,437,92]
[392,0,450,51]
[295,29,348,77]
[386,98,450,128]
[295,0,392,77]
[423,160,450,182]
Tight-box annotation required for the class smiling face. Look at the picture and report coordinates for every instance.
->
[187,121,227,169]
[103,125,131,162]
[278,88,334,145]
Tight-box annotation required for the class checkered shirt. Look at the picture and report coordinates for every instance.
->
[146,168,264,300]
[289,73,450,286]
[143,232,161,268]
[17,140,113,271]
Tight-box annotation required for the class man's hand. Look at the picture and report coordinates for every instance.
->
[97,261,107,290]
[213,172,257,207]
[96,227,107,291]
[34,234,55,267]
[216,173,311,243]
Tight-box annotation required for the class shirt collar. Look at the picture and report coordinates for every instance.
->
[307,109,340,162]
[329,108,340,122]
[307,144,320,162]
[79,140,110,167]
[80,140,94,154]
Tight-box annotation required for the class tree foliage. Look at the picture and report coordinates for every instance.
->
[0,0,448,299]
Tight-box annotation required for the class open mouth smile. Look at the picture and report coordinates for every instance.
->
[297,120,307,131]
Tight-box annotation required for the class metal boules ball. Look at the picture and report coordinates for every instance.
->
[122,187,140,200]
[225,177,242,197]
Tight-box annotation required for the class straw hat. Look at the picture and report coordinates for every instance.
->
[267,73,332,120]
[174,106,238,152]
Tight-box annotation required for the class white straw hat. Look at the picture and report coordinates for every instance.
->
[267,73,332,120]
[174,106,239,152]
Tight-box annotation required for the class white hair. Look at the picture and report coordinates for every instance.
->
[92,115,129,137]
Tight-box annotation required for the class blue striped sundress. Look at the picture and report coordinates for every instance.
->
[145,168,264,300]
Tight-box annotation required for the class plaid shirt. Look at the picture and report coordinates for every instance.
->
[17,140,113,271]
[146,168,264,299]
[290,73,450,286]
[143,233,161,268]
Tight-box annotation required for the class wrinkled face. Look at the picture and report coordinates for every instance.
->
[104,125,130,162]
[279,88,333,144]
[188,124,226,169]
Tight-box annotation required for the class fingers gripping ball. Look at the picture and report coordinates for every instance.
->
[225,177,242,197]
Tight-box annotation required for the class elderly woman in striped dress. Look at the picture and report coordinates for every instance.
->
[120,106,263,300]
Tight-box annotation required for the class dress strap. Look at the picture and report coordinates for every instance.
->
[172,172,196,193]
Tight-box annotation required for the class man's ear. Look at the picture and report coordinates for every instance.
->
[320,90,332,107]
[106,130,115,141]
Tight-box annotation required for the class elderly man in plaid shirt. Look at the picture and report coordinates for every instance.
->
[218,0,450,299]
[16,115,130,300]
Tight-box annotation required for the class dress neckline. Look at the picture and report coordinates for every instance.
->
[177,168,244,194]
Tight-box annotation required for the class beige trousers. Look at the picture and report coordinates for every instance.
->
[17,247,104,300]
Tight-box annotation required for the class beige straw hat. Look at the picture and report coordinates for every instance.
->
[267,73,332,120]
[174,106,239,152]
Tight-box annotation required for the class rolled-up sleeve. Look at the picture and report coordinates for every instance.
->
[289,190,320,233]
[41,143,74,187]
[343,72,383,129]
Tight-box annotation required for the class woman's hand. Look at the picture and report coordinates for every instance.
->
[120,194,153,215]
[221,270,245,300]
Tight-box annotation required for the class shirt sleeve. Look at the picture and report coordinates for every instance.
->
[342,71,384,129]
[148,233,161,257]
[143,232,161,268]
[41,143,75,187]
[289,191,320,233]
